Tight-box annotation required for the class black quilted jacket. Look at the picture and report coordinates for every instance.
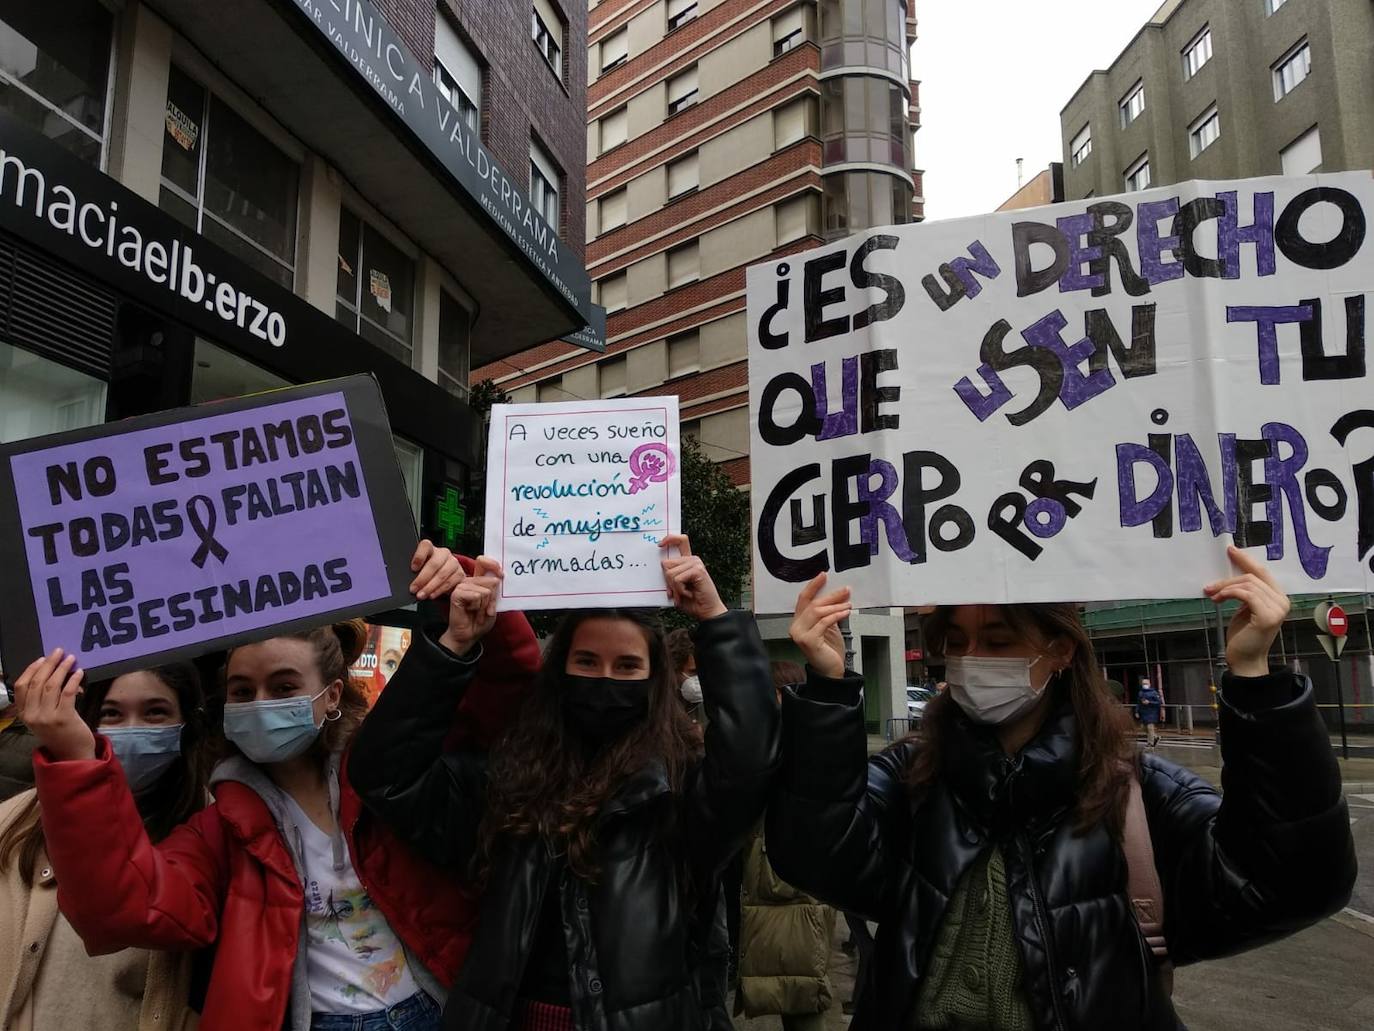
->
[765,669,1355,1031]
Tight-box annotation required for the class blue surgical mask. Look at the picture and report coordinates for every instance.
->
[222,686,329,765]
[103,724,184,795]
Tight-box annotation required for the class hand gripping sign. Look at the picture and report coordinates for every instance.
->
[484,398,683,610]
[0,376,419,680]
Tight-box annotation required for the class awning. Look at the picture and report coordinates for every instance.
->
[146,0,603,363]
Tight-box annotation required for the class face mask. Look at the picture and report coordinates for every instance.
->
[679,675,703,706]
[104,724,184,795]
[561,674,651,746]
[223,686,330,764]
[946,655,1051,726]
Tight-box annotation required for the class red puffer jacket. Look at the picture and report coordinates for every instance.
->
[33,601,539,1031]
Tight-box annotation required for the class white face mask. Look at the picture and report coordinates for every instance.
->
[946,655,1051,726]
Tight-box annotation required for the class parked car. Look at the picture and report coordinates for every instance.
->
[906,685,936,720]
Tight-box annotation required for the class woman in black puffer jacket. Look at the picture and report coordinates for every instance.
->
[767,546,1355,1031]
[349,534,776,1031]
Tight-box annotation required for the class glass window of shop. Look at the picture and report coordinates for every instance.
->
[189,337,289,405]
[336,208,416,366]
[159,65,300,290]
[0,2,112,165]
[820,76,910,169]
[818,0,908,80]
[0,341,106,443]
[822,171,912,240]
[438,289,471,401]
[393,434,423,529]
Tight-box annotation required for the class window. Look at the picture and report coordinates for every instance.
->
[1070,124,1092,167]
[667,151,699,198]
[1267,0,1288,13]
[775,195,811,245]
[1280,125,1322,174]
[600,107,628,153]
[0,1,112,165]
[0,342,106,443]
[1273,40,1311,101]
[1124,154,1151,192]
[600,27,628,72]
[392,436,423,529]
[434,14,481,133]
[336,207,417,364]
[667,241,699,289]
[668,331,701,378]
[598,272,627,314]
[1183,27,1213,79]
[667,67,699,117]
[537,377,565,402]
[159,65,300,289]
[531,0,563,80]
[667,0,699,32]
[773,7,805,56]
[774,97,810,149]
[600,188,627,233]
[190,337,289,405]
[437,290,471,401]
[1188,105,1220,158]
[819,76,909,169]
[529,138,560,230]
[599,357,627,398]
[1119,81,1145,128]
[822,171,912,240]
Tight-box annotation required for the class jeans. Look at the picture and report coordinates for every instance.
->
[310,991,441,1031]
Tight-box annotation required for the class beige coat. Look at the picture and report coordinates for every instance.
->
[0,791,197,1031]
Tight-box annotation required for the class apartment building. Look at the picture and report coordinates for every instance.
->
[0,0,598,559]
[1060,0,1374,200]
[996,162,1064,212]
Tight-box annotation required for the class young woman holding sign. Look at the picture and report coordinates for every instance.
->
[767,546,1356,1031]
[0,661,208,1031]
[347,534,779,1031]
[15,542,543,1031]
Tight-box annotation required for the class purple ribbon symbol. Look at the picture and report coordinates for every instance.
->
[627,443,676,495]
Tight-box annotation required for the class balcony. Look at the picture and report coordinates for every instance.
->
[909,79,922,131]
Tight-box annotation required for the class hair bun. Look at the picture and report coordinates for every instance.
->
[332,618,370,668]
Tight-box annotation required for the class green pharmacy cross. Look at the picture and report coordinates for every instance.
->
[434,487,466,548]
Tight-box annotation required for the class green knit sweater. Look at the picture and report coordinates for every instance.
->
[913,847,1033,1030]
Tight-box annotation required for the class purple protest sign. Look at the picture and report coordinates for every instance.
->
[0,376,418,680]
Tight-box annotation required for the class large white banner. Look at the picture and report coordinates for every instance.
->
[746,172,1374,613]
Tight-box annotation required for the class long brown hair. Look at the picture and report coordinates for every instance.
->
[0,662,209,886]
[220,619,371,763]
[476,609,703,882]
[910,604,1136,837]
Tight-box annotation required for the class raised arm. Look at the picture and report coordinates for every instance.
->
[1146,546,1354,961]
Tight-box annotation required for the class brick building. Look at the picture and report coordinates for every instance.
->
[0,0,598,549]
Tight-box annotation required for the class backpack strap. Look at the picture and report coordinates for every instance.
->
[1123,774,1175,996]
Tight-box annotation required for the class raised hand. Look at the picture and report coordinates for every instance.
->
[1204,545,1291,678]
[409,540,465,601]
[14,649,95,761]
[659,535,728,622]
[788,573,852,679]
[439,557,503,655]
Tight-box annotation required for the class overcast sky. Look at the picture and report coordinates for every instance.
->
[911,0,1167,221]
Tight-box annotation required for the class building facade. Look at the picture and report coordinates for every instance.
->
[1060,0,1374,201]
[473,0,924,731]
[0,0,598,564]
[996,162,1064,212]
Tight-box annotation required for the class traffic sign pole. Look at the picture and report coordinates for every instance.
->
[1314,603,1351,760]
[1332,650,1350,761]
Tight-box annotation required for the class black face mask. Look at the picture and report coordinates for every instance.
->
[561,674,651,746]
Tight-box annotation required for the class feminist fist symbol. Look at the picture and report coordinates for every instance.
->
[628,443,676,495]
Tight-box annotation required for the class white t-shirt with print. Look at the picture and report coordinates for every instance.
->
[283,794,421,1014]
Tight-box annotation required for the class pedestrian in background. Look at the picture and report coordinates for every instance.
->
[1,661,209,1031]
[732,660,837,1031]
[768,548,1355,1030]
[1135,677,1164,748]
[0,674,38,801]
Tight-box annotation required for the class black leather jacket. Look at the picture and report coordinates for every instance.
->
[766,669,1355,1031]
[349,611,779,1031]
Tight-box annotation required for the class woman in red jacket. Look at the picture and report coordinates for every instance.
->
[15,543,541,1031]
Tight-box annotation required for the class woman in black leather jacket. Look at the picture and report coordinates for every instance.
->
[349,535,777,1031]
[767,546,1356,1031]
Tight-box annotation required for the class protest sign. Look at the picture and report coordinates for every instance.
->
[485,398,682,610]
[746,172,1374,612]
[0,376,419,680]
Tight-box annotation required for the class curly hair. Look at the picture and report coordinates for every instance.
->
[476,609,703,882]
[910,603,1136,838]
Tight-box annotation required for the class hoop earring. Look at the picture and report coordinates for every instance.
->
[324,708,342,722]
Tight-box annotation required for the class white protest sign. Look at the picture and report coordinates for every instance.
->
[484,398,682,610]
[746,172,1374,613]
